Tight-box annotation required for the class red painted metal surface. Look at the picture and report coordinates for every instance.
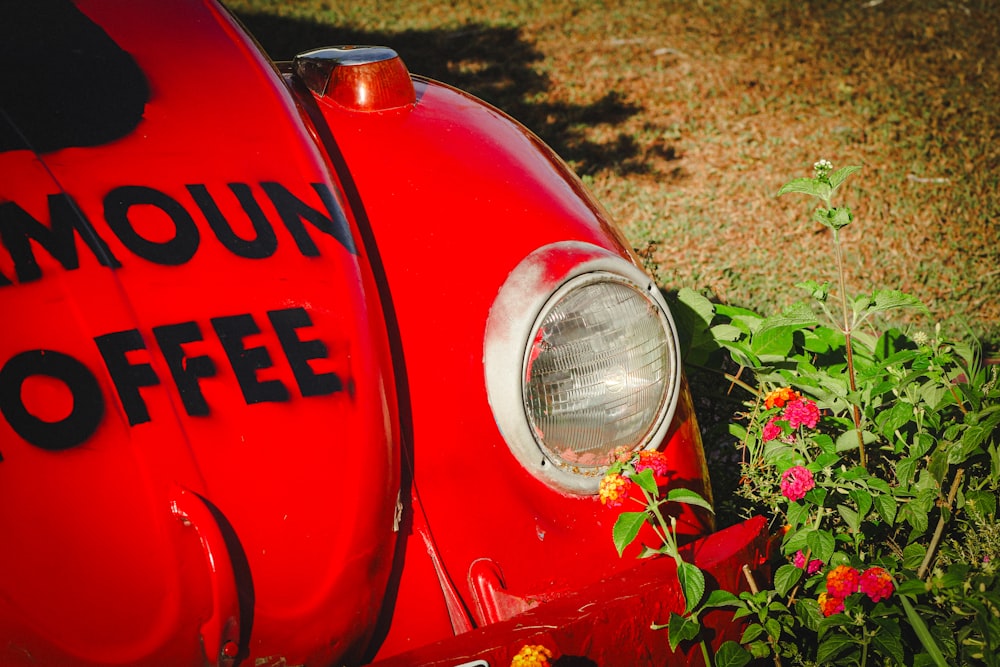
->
[369,517,771,667]
[302,75,720,660]
[0,1,767,665]
[1,2,399,665]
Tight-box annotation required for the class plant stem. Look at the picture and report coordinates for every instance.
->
[833,227,867,468]
[699,640,712,667]
[742,564,784,667]
[918,467,965,579]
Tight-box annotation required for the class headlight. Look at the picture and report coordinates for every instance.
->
[484,242,681,493]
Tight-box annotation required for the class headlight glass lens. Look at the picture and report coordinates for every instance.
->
[523,274,674,471]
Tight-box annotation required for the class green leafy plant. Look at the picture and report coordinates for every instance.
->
[608,161,1000,665]
[600,449,748,665]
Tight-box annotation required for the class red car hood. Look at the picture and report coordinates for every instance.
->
[0,1,399,665]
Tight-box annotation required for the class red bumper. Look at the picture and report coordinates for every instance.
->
[370,516,770,667]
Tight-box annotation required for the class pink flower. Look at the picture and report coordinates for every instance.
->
[826,565,860,598]
[859,567,894,602]
[793,550,823,574]
[762,416,783,442]
[634,450,670,477]
[784,397,820,430]
[818,592,845,617]
[780,465,815,501]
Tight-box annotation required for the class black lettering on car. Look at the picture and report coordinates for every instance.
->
[261,182,356,256]
[211,313,290,405]
[187,183,278,260]
[1,307,343,454]
[104,185,200,266]
[0,182,355,286]
[269,307,342,397]
[153,321,217,417]
[0,194,120,285]
[94,328,160,426]
[0,349,104,450]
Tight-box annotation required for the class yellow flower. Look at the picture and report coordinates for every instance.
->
[511,644,553,667]
[599,473,631,507]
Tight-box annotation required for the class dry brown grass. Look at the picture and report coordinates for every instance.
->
[231,0,999,348]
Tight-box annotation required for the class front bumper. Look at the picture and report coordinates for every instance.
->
[369,516,771,667]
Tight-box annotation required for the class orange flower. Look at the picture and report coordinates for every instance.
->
[764,387,799,410]
[511,644,553,667]
[818,592,845,617]
[599,473,631,507]
[826,564,860,598]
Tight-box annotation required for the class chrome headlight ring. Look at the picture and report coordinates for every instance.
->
[483,241,682,494]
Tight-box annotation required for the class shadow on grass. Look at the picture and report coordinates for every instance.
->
[232,11,650,176]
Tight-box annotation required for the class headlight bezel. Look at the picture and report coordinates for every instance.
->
[483,241,682,494]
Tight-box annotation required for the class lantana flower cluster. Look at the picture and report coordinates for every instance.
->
[818,565,895,617]
[761,388,821,442]
[780,465,815,502]
[510,644,553,667]
[598,449,670,508]
[793,549,823,574]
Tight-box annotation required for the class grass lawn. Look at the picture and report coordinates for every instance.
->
[228,0,999,351]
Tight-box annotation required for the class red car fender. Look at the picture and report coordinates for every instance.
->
[294,56,716,659]
[0,2,399,665]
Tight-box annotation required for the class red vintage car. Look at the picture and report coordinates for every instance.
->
[0,1,768,665]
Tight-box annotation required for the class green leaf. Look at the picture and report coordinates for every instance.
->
[796,597,823,632]
[714,641,752,667]
[710,323,744,342]
[828,164,862,189]
[740,623,765,644]
[719,339,761,368]
[873,631,905,667]
[902,543,927,570]
[760,301,820,331]
[666,611,700,651]
[796,279,831,301]
[632,467,658,495]
[837,503,860,533]
[778,176,826,198]
[612,512,647,556]
[899,501,930,535]
[852,293,871,316]
[900,594,950,667]
[878,401,915,439]
[807,529,836,562]
[816,634,855,664]
[814,206,853,230]
[774,564,803,596]
[871,617,905,665]
[783,526,810,555]
[764,617,783,642]
[701,589,742,609]
[870,289,929,316]
[836,429,877,452]
[849,488,873,519]
[676,287,715,329]
[896,457,919,486]
[748,640,771,659]
[665,487,715,513]
[676,559,706,614]
[897,578,929,596]
[874,494,897,525]
[813,450,839,468]
[750,327,795,359]
[786,499,811,528]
